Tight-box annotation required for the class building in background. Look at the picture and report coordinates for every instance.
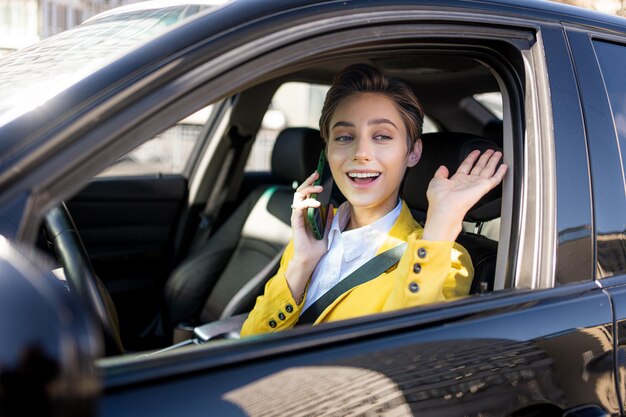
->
[0,0,139,57]
[554,0,625,15]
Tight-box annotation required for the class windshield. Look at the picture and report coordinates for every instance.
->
[0,4,218,126]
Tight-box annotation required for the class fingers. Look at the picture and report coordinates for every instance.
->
[299,170,319,188]
[292,198,321,210]
[470,149,494,175]
[482,150,503,176]
[455,149,481,175]
[292,171,322,211]
[490,163,508,185]
[458,149,503,178]
[433,165,449,179]
[475,151,507,190]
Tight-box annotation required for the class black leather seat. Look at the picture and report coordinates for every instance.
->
[403,132,503,294]
[163,127,325,328]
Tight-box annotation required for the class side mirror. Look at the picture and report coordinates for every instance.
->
[0,237,102,417]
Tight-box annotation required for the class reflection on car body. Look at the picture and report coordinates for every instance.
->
[1,0,626,416]
[225,339,566,416]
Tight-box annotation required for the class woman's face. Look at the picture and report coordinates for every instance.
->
[327,92,422,219]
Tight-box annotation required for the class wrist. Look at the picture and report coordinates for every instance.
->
[423,209,463,242]
[285,257,316,302]
[289,255,318,272]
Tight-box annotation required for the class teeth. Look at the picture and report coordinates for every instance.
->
[348,172,380,178]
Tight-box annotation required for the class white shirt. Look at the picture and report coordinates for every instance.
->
[301,199,402,313]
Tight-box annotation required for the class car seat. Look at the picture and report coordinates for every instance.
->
[163,127,325,329]
[403,132,503,294]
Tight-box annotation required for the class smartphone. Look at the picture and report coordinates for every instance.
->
[307,150,334,240]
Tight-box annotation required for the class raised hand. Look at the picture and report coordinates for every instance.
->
[422,149,507,242]
[285,171,333,302]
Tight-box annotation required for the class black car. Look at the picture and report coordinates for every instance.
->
[1,0,626,416]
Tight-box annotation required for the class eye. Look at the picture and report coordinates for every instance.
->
[334,135,353,142]
[374,134,393,141]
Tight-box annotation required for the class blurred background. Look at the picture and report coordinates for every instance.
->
[0,0,622,176]
[1,0,130,57]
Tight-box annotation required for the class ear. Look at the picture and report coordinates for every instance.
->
[407,139,422,168]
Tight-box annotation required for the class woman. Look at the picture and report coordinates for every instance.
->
[241,64,507,336]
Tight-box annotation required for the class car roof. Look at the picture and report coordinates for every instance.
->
[0,0,625,183]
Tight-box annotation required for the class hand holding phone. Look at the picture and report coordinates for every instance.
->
[307,150,334,240]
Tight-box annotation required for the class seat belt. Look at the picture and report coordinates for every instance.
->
[220,245,285,319]
[297,242,408,325]
[191,127,251,251]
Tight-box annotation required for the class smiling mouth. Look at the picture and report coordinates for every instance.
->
[347,172,381,184]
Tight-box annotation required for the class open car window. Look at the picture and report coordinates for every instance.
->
[108,47,516,348]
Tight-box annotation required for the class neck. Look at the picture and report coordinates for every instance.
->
[346,197,399,231]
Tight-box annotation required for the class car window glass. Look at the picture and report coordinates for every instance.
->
[98,105,212,177]
[590,40,626,277]
[0,5,216,126]
[593,41,626,182]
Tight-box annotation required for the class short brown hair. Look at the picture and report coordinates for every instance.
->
[319,64,425,152]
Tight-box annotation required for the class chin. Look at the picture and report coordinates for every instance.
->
[347,196,391,210]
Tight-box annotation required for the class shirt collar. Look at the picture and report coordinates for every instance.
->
[326,203,348,251]
[327,199,402,262]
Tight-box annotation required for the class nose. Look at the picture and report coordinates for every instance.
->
[352,137,372,162]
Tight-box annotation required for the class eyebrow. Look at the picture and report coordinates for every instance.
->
[331,118,398,130]
[368,118,398,129]
[331,121,355,129]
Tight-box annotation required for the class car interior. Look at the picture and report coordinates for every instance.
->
[40,49,516,355]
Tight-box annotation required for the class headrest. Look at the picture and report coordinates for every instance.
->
[403,132,502,223]
[482,119,503,145]
[271,127,325,183]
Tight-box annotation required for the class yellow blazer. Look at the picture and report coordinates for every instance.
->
[241,201,473,336]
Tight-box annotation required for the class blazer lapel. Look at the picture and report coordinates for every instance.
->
[377,201,418,254]
[313,200,419,324]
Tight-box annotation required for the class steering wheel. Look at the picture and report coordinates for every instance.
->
[44,203,124,355]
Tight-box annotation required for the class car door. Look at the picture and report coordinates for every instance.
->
[90,3,616,416]
[567,27,626,416]
[66,174,187,344]
[64,106,223,348]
